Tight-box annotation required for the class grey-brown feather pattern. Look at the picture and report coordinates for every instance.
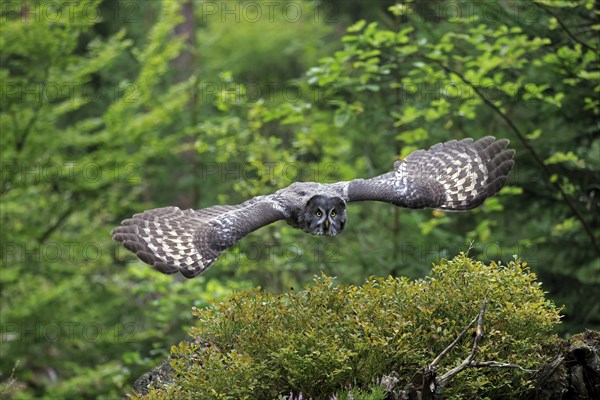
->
[112,198,286,278]
[346,136,514,210]
[112,136,514,278]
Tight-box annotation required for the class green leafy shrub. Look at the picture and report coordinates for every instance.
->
[133,254,561,399]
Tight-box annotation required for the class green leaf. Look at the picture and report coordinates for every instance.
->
[334,109,351,128]
[396,128,428,144]
[526,129,543,140]
[545,151,580,165]
[348,20,366,33]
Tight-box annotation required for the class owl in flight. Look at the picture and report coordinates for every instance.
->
[112,136,514,278]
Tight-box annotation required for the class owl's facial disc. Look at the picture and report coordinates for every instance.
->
[304,195,347,236]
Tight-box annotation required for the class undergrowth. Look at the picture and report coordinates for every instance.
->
[132,253,561,399]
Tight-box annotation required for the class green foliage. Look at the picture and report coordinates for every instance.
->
[301,0,600,331]
[202,0,599,333]
[0,1,240,398]
[135,254,561,399]
[332,386,388,400]
[2,0,597,397]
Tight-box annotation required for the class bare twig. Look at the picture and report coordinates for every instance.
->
[429,313,479,369]
[382,298,539,399]
[437,299,488,387]
[471,361,533,372]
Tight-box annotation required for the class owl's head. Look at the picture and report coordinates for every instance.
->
[300,195,346,236]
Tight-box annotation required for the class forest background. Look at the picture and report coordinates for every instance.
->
[1,0,598,398]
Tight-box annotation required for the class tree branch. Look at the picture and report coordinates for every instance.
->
[15,104,43,153]
[15,67,49,153]
[37,202,77,244]
[434,61,600,258]
[534,2,598,53]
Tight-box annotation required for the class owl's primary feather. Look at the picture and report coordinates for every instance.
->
[346,136,514,210]
[112,136,514,278]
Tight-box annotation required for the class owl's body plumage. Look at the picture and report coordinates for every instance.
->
[113,137,515,278]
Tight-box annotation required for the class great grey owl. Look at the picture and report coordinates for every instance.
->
[112,136,514,278]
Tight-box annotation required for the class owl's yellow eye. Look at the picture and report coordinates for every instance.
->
[315,210,322,217]
[330,210,336,217]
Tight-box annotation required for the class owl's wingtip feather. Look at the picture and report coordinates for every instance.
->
[423,136,515,211]
[110,204,253,279]
[152,260,180,275]
[179,265,205,279]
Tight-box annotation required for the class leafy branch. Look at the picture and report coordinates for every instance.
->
[434,60,600,258]
[534,2,598,53]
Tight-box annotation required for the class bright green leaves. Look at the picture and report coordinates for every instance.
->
[308,21,413,93]
[347,19,367,33]
[0,2,217,398]
[545,151,583,167]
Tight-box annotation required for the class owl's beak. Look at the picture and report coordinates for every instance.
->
[323,219,330,230]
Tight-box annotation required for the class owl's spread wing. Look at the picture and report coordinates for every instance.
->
[111,197,287,278]
[346,136,514,210]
